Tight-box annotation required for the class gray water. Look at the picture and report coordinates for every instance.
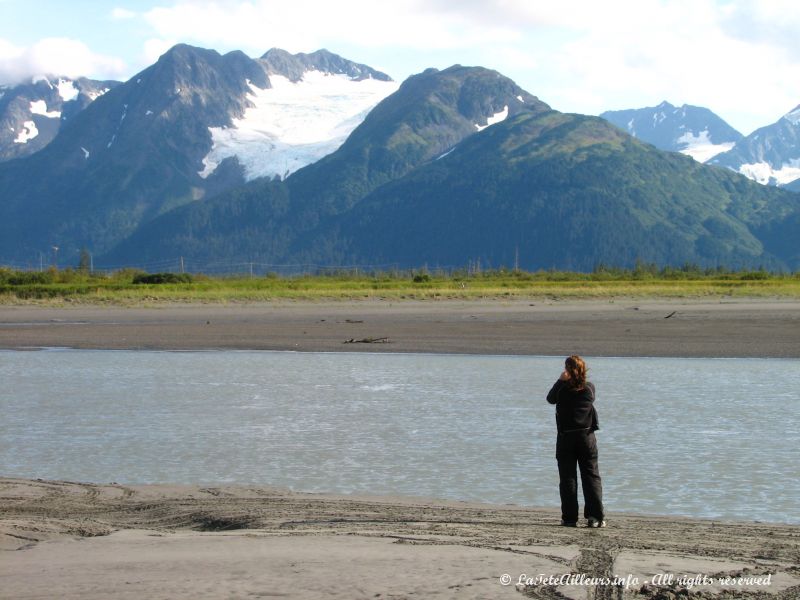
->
[1,349,798,524]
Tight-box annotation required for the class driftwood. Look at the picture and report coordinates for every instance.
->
[664,311,677,319]
[343,337,390,344]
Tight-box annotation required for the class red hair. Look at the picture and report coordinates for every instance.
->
[565,355,587,390]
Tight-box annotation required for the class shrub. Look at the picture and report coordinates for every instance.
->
[132,272,194,284]
[6,271,55,285]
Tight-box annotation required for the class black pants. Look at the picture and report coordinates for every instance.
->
[556,430,604,523]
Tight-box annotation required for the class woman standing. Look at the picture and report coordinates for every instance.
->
[546,355,605,528]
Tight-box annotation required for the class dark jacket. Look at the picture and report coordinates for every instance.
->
[546,380,599,434]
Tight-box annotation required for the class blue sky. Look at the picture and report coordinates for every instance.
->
[2,0,799,135]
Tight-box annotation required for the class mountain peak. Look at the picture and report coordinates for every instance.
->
[782,104,800,125]
[0,75,119,162]
[260,48,391,82]
[157,43,220,63]
[601,102,742,163]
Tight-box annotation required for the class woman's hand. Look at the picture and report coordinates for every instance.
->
[559,370,569,381]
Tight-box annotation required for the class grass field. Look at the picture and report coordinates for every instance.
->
[2,266,799,304]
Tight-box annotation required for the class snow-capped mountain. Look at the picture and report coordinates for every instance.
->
[106,64,800,272]
[0,76,119,161]
[199,48,398,181]
[1,45,799,272]
[709,105,800,188]
[0,44,400,260]
[601,101,742,163]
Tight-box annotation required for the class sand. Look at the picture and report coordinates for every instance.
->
[1,479,798,599]
[2,299,800,598]
[1,298,799,357]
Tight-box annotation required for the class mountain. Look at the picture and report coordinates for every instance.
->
[0,76,119,161]
[104,68,800,271]
[104,64,548,265]
[601,101,743,163]
[0,44,397,263]
[709,105,800,188]
[315,112,799,271]
[3,47,799,272]
[260,48,392,82]
[198,48,398,183]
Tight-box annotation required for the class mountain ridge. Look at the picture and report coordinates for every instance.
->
[0,44,400,262]
[0,76,120,161]
[710,105,800,187]
[102,67,800,271]
[600,101,742,163]
[1,44,799,272]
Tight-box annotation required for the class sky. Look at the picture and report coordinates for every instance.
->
[1,0,799,135]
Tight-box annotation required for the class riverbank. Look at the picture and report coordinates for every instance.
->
[1,478,798,599]
[1,298,799,357]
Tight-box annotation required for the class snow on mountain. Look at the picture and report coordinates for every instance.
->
[29,100,61,119]
[199,70,398,181]
[710,104,800,188]
[0,76,120,160]
[736,159,800,186]
[57,79,79,102]
[475,105,508,131]
[601,101,742,163]
[784,105,800,126]
[676,129,735,163]
[13,120,38,143]
[87,87,110,101]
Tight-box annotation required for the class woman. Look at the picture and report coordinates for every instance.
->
[546,355,605,528]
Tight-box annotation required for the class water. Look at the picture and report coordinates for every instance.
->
[1,349,798,524]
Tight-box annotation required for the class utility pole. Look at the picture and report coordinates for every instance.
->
[51,246,59,269]
[180,256,185,274]
[249,262,253,278]
[514,245,520,272]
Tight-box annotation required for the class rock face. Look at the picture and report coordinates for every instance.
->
[601,101,743,163]
[0,76,119,161]
[260,48,392,82]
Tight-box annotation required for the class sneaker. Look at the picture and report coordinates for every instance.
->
[587,518,606,528]
[560,519,578,527]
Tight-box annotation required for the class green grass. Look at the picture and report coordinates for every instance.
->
[1,266,799,304]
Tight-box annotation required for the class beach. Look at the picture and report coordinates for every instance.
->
[1,298,799,357]
[1,478,799,599]
[2,299,800,599]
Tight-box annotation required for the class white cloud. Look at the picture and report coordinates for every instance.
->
[0,37,127,84]
[128,0,800,133]
[416,0,800,134]
[142,0,515,56]
[521,0,800,134]
[110,7,137,20]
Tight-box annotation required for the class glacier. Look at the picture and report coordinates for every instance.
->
[199,71,398,181]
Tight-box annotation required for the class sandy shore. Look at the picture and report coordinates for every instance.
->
[3,301,799,598]
[1,478,798,599]
[1,298,799,357]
